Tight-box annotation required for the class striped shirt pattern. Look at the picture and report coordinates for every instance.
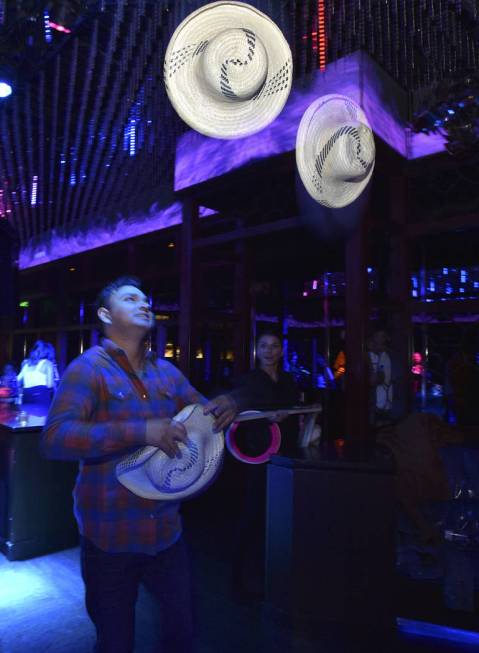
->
[41,339,205,554]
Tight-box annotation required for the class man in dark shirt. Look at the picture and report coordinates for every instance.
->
[231,330,300,599]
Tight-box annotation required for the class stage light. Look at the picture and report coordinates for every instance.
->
[0,82,12,98]
[397,618,479,646]
[48,0,82,31]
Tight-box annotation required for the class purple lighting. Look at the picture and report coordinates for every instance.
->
[175,51,444,192]
[19,204,218,268]
[21,51,451,268]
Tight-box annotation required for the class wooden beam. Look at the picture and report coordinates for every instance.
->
[407,212,479,238]
[193,217,298,249]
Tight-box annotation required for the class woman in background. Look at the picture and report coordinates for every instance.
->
[0,362,19,403]
[17,340,55,405]
[231,330,300,600]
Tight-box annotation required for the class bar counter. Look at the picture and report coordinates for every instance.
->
[266,442,396,629]
[0,403,78,560]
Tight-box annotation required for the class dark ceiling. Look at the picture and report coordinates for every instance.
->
[0,0,478,252]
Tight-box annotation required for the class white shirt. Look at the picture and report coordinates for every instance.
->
[17,359,54,389]
[368,351,393,410]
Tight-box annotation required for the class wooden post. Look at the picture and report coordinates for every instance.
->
[233,238,252,376]
[389,175,411,418]
[345,214,370,441]
[178,197,198,377]
[56,269,68,373]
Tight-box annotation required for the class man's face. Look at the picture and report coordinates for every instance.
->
[101,285,154,334]
[257,335,283,368]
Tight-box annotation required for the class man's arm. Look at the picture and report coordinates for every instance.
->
[163,359,239,432]
[41,357,147,460]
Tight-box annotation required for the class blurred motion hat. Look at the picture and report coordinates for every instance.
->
[116,404,224,500]
[164,1,292,139]
[296,94,375,208]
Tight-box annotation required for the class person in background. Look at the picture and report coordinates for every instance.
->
[332,328,346,385]
[0,362,19,402]
[231,330,300,600]
[445,328,479,426]
[17,340,55,405]
[367,329,393,426]
[41,275,239,653]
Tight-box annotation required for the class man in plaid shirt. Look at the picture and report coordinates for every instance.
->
[42,276,239,653]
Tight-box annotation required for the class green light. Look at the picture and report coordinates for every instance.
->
[19,301,29,308]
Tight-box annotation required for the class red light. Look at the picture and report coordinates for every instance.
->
[48,20,72,34]
[317,0,327,71]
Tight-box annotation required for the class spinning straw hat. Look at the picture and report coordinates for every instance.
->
[116,404,224,501]
[164,1,292,139]
[296,94,375,208]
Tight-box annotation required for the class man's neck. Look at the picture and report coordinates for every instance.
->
[106,332,145,371]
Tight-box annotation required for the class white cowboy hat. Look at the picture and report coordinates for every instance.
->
[116,404,224,501]
[296,94,375,208]
[164,1,292,139]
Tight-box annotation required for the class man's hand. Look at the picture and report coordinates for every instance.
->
[145,418,187,458]
[267,410,289,423]
[203,394,238,432]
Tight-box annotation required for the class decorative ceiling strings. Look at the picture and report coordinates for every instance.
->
[326,0,474,91]
[69,2,127,229]
[0,0,478,250]
[62,18,99,231]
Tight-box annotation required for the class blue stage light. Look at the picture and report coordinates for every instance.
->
[397,618,479,646]
[0,82,12,98]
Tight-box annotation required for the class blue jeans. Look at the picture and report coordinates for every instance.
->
[80,536,194,653]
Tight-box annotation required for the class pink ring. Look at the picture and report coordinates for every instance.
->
[225,420,282,464]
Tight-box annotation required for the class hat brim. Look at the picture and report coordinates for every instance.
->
[296,94,375,208]
[116,404,224,500]
[226,414,281,464]
[164,2,292,139]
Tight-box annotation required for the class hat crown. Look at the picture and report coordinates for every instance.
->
[316,121,375,183]
[146,437,205,493]
[201,28,268,102]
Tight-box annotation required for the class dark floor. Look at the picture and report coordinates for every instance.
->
[0,510,477,653]
[0,462,477,653]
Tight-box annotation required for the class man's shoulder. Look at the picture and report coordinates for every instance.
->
[153,357,182,376]
[66,346,109,371]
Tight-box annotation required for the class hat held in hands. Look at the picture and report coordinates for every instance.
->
[296,94,375,209]
[164,1,292,139]
[116,404,224,501]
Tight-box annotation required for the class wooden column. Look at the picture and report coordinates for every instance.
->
[345,213,370,441]
[0,222,18,367]
[178,198,198,376]
[389,174,411,418]
[56,270,68,373]
[127,242,136,274]
[233,238,252,376]
[155,322,167,358]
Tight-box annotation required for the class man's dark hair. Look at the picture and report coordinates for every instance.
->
[95,275,143,313]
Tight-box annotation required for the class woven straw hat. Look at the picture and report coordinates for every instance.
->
[296,94,375,208]
[164,1,292,139]
[116,404,224,501]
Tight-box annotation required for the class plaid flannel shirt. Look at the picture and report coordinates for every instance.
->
[41,338,205,553]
